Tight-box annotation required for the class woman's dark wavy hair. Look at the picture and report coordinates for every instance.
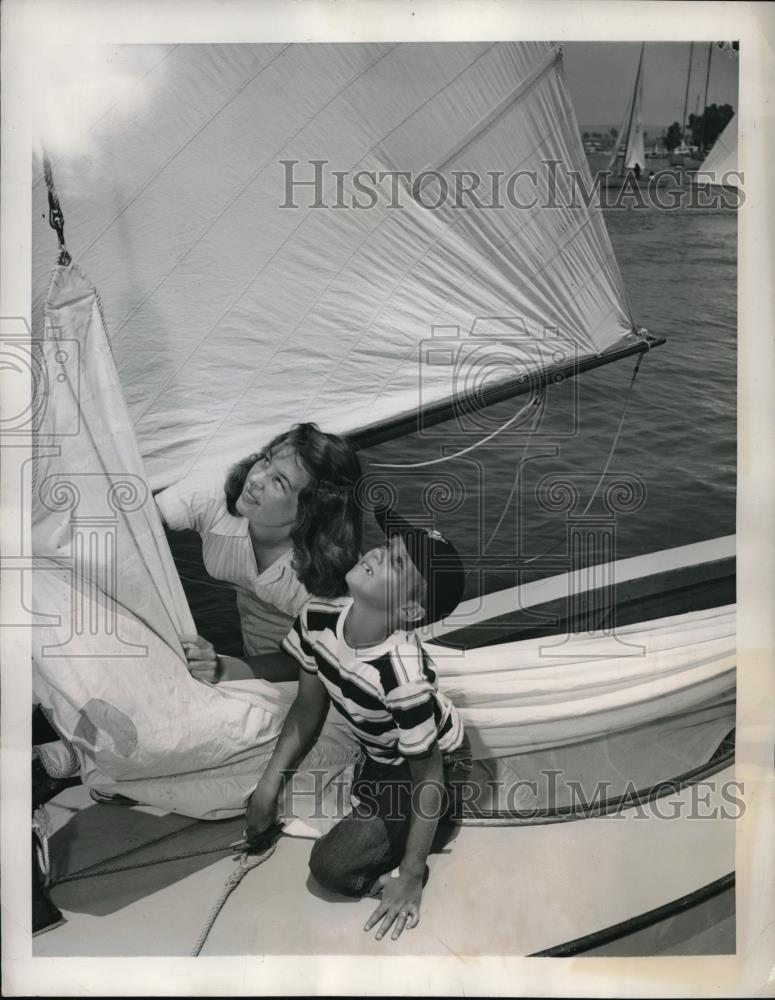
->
[224,423,363,598]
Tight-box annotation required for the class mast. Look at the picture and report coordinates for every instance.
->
[702,42,713,150]
[703,41,712,112]
[623,43,645,170]
[609,42,645,177]
[681,41,694,146]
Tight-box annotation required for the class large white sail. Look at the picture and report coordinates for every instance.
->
[33,43,636,492]
[697,113,739,186]
[30,44,733,821]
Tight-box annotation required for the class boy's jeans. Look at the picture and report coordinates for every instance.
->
[308,736,473,897]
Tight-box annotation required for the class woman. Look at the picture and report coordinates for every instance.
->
[156,422,362,681]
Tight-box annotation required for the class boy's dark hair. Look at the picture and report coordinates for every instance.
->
[224,423,362,598]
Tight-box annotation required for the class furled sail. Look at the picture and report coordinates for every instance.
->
[33,42,638,492]
[607,44,646,176]
[696,113,739,186]
[31,260,359,825]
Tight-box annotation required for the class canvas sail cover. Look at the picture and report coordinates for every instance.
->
[31,260,358,826]
[32,42,636,493]
[697,113,739,186]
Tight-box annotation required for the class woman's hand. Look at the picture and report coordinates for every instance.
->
[180,634,222,683]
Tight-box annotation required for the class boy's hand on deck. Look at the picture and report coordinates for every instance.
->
[180,634,221,683]
[364,872,422,941]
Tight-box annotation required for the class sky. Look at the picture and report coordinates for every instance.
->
[562,41,739,130]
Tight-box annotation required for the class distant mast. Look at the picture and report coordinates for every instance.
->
[607,42,646,177]
[681,41,694,146]
[702,42,713,151]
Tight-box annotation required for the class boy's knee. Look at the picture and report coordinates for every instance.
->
[308,834,364,897]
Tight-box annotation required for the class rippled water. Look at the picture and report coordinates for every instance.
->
[171,201,737,652]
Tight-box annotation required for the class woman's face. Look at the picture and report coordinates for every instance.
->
[235,446,311,537]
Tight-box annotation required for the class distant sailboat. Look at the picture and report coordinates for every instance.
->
[604,43,648,187]
[694,113,739,188]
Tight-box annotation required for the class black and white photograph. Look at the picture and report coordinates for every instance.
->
[1,1,773,996]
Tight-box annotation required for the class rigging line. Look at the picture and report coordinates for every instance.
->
[53,837,244,885]
[579,348,645,517]
[483,351,645,568]
[517,349,646,568]
[482,407,543,554]
[371,394,541,469]
[54,820,203,884]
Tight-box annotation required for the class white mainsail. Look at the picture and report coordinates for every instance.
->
[33,43,636,492]
[607,43,646,177]
[696,113,739,186]
[30,44,734,821]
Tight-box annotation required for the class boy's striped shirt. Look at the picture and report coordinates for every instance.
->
[282,596,464,765]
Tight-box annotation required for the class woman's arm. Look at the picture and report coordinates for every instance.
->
[181,639,300,683]
[217,649,300,682]
[244,667,330,841]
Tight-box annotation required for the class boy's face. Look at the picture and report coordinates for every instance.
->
[346,535,426,629]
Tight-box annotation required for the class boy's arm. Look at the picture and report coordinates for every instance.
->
[244,666,329,843]
[363,743,445,941]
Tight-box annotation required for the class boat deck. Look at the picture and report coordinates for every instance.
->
[35,766,735,957]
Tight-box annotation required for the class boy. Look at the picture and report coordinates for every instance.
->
[245,509,471,942]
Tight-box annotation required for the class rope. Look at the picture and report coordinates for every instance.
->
[372,394,542,469]
[578,350,645,519]
[48,815,282,957]
[191,839,278,957]
[514,351,646,568]
[53,822,202,885]
[32,806,52,887]
[53,838,243,885]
